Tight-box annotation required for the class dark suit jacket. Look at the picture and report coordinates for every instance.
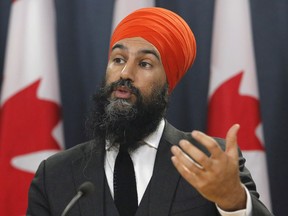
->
[27,121,273,216]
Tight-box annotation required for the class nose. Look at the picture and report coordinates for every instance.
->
[120,61,135,81]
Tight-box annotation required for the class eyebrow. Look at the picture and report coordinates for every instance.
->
[111,43,126,51]
[140,49,160,61]
[111,43,160,61]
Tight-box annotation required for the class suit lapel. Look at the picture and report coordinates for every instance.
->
[71,141,106,216]
[147,122,183,216]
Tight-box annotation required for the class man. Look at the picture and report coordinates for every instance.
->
[27,7,273,216]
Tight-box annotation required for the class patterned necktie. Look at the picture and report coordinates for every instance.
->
[114,145,138,216]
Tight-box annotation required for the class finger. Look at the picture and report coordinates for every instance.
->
[179,140,210,170]
[171,155,199,185]
[225,124,240,160]
[191,130,223,159]
[171,145,204,175]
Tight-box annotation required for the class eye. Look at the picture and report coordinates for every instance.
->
[139,61,152,68]
[113,57,125,64]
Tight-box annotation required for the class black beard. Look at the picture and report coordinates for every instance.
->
[86,78,169,151]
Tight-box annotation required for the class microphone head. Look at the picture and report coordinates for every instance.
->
[78,181,95,196]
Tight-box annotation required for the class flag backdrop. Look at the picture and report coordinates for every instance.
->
[111,0,154,30]
[0,0,63,215]
[1,0,288,215]
[207,0,271,210]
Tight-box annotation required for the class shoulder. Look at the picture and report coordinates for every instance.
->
[42,140,97,169]
[163,120,226,154]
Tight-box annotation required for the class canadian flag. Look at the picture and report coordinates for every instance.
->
[0,0,64,215]
[207,0,272,210]
[111,0,155,31]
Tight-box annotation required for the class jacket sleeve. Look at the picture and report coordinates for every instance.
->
[238,154,274,216]
[211,137,273,216]
[26,160,51,216]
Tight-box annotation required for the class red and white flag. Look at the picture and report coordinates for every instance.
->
[207,0,271,210]
[0,0,64,215]
[111,0,155,31]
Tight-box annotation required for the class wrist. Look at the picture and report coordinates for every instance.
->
[216,184,247,211]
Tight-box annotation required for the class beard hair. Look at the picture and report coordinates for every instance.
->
[86,78,169,151]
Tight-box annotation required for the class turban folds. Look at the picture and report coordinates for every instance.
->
[110,7,197,93]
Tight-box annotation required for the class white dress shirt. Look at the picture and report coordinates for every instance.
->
[104,119,252,215]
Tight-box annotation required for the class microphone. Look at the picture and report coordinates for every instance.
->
[61,181,95,216]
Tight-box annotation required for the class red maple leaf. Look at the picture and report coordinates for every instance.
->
[0,79,61,215]
[207,71,264,151]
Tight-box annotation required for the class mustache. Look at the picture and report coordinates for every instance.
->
[107,79,140,97]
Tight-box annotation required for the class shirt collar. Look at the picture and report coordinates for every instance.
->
[143,118,165,149]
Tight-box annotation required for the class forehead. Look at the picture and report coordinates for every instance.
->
[111,37,162,59]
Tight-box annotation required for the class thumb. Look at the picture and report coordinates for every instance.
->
[225,124,240,160]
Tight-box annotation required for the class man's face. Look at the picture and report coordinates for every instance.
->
[86,37,168,148]
[105,37,167,104]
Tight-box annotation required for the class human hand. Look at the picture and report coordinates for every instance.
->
[171,124,246,211]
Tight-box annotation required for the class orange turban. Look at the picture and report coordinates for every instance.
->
[110,7,197,93]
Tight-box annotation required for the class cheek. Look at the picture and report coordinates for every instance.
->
[105,66,119,84]
[142,72,166,90]
[138,79,166,98]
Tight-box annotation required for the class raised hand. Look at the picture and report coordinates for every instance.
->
[171,124,247,211]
